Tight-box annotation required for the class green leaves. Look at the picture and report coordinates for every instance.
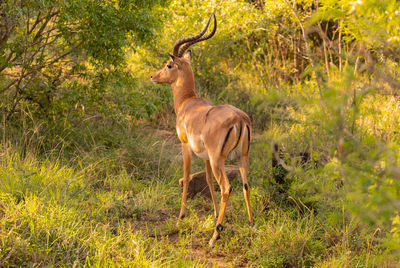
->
[0,0,168,125]
[58,0,166,66]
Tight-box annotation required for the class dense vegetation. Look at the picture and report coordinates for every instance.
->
[1,0,399,266]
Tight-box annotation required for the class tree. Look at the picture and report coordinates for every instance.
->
[0,0,166,119]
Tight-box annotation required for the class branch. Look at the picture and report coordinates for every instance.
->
[27,11,42,35]
[0,51,16,73]
[32,9,59,43]
[0,12,16,50]
[0,79,18,94]
[253,27,311,60]
[283,0,325,97]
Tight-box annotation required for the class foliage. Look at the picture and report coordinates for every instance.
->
[1,0,400,266]
[0,0,167,121]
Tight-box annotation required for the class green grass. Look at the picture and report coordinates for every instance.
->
[0,126,398,267]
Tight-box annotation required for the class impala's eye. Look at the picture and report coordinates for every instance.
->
[167,64,172,69]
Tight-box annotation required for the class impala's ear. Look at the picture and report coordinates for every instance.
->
[168,53,175,62]
[184,50,192,61]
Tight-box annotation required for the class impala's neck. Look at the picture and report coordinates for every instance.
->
[172,68,197,114]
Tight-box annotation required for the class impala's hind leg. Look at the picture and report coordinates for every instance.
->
[209,157,231,247]
[205,160,218,218]
[239,153,253,225]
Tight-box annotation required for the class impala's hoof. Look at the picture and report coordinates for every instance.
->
[208,238,216,247]
[208,234,220,247]
[176,211,186,227]
[209,225,222,247]
[176,217,185,227]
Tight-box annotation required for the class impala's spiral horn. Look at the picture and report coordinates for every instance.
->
[172,13,217,58]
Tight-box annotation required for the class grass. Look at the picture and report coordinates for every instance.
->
[0,125,398,267]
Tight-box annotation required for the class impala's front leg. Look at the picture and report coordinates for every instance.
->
[179,143,191,219]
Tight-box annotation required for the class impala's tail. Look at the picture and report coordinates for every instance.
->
[221,121,250,160]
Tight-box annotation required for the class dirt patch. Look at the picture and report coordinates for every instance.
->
[191,242,231,268]
[134,208,178,233]
[134,209,239,267]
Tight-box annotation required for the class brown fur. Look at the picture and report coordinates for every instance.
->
[152,46,253,247]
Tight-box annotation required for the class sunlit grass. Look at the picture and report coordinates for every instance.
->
[1,118,398,266]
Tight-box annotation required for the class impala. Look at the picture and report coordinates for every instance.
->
[151,14,253,247]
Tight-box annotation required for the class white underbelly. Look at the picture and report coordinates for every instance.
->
[187,135,209,160]
[194,150,209,160]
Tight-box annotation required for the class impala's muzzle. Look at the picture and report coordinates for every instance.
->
[151,71,160,84]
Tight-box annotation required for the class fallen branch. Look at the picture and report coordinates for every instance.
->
[179,165,240,199]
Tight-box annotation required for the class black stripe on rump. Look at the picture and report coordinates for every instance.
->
[246,125,251,153]
[233,122,242,150]
[221,127,234,154]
